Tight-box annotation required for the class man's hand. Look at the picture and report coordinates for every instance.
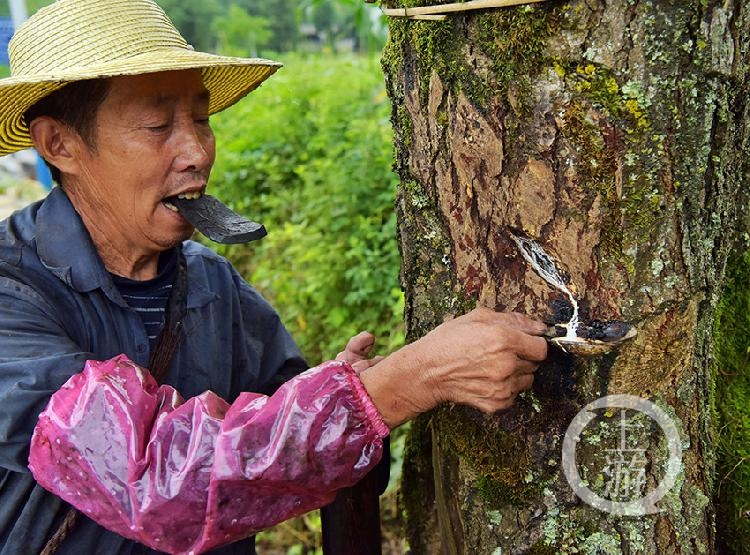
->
[358,308,548,428]
[336,331,384,373]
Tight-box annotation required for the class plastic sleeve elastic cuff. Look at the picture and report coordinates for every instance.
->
[342,362,391,437]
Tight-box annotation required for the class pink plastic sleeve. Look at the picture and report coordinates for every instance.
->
[28,354,388,554]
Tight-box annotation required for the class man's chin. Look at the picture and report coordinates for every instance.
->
[156,226,195,249]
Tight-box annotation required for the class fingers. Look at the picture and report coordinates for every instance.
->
[513,357,540,375]
[469,307,548,362]
[337,332,383,374]
[478,372,536,413]
[514,372,535,392]
[500,312,549,336]
[345,331,375,358]
[470,307,547,335]
[336,331,375,363]
[513,332,548,362]
[351,356,385,374]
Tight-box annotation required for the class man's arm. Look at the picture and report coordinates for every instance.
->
[0,276,92,473]
[230,266,309,396]
[320,309,546,555]
[29,355,388,554]
[359,309,548,427]
[0,264,380,554]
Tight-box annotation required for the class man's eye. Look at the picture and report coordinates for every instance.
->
[147,124,170,132]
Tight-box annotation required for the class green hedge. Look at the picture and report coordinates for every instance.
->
[208,52,404,364]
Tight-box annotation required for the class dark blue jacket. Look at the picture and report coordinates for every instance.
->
[0,187,307,554]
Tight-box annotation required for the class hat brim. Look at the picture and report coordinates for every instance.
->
[0,47,282,156]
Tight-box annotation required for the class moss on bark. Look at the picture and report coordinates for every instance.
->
[714,250,750,553]
[382,2,562,107]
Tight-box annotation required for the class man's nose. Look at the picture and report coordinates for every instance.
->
[173,122,213,173]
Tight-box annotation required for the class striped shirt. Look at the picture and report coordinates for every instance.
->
[110,249,178,349]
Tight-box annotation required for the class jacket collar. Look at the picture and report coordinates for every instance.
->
[36,187,118,297]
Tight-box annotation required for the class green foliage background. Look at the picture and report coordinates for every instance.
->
[207,52,407,553]
[208,52,404,365]
[0,0,387,60]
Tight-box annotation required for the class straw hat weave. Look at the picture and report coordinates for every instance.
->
[0,0,282,156]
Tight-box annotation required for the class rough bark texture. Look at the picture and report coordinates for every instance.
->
[381,1,749,553]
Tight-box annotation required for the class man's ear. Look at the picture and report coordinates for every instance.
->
[28,116,84,176]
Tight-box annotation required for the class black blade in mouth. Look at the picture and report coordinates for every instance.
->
[168,195,267,244]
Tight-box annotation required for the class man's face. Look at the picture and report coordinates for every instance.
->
[71,69,216,254]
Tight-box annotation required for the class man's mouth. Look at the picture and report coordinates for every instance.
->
[163,191,203,212]
[162,194,267,244]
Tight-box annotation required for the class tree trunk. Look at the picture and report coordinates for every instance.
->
[381,1,749,553]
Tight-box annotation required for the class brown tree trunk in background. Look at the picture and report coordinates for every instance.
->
[381,0,749,552]
[321,467,382,555]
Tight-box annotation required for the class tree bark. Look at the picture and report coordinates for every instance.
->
[381,1,749,553]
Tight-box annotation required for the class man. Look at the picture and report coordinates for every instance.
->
[0,1,548,554]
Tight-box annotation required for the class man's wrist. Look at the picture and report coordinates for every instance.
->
[358,343,436,428]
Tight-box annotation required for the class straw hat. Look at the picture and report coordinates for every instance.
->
[0,0,282,156]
